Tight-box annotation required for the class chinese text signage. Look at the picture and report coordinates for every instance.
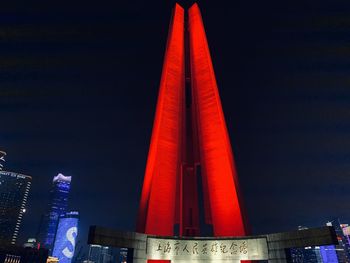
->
[147,236,268,262]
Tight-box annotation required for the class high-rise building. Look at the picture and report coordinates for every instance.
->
[0,170,31,245]
[52,211,79,263]
[320,245,339,263]
[326,219,350,263]
[287,220,350,263]
[342,225,350,254]
[288,246,322,263]
[0,151,6,171]
[37,173,71,251]
[286,227,323,263]
[137,3,248,238]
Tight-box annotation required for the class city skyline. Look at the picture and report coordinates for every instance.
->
[1,0,350,249]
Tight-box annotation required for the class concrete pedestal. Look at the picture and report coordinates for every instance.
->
[88,226,337,263]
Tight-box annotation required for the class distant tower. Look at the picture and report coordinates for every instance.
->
[326,219,350,262]
[37,173,71,252]
[0,151,6,171]
[0,170,31,245]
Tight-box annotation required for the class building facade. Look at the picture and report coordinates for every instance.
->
[52,211,79,263]
[0,151,6,171]
[326,219,350,263]
[287,220,350,263]
[0,171,31,245]
[37,173,71,252]
[287,246,322,263]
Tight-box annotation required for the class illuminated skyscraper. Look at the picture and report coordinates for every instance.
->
[288,221,350,263]
[0,170,31,245]
[52,211,79,263]
[37,173,71,252]
[325,219,350,263]
[287,227,323,263]
[0,151,6,171]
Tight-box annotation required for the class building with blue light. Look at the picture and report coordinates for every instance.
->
[287,220,350,263]
[288,246,321,263]
[52,211,79,263]
[325,219,350,263]
[320,245,339,263]
[37,173,71,252]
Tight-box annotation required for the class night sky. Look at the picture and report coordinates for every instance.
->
[1,0,350,246]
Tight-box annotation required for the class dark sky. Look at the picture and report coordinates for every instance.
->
[1,0,350,246]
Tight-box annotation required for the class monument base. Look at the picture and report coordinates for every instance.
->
[88,226,337,263]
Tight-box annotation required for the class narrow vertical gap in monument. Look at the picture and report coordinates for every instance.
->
[180,9,201,237]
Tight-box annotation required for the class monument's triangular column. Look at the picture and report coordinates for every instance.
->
[136,4,185,236]
[137,3,248,238]
[188,3,248,237]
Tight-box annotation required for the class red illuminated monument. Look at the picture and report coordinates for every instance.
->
[137,3,248,238]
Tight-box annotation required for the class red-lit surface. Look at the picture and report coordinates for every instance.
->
[136,4,185,236]
[147,260,171,263]
[137,3,248,237]
[188,3,247,236]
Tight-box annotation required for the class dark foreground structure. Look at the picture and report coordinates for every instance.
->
[89,3,339,263]
[0,245,48,263]
[88,225,337,263]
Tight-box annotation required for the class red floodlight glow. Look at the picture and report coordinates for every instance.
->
[137,3,249,237]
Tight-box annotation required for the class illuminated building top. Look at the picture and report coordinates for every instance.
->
[53,173,72,183]
[0,151,6,171]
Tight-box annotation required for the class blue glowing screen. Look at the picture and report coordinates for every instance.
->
[52,217,78,263]
[320,245,339,263]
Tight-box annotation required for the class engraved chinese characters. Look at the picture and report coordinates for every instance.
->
[147,237,268,261]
